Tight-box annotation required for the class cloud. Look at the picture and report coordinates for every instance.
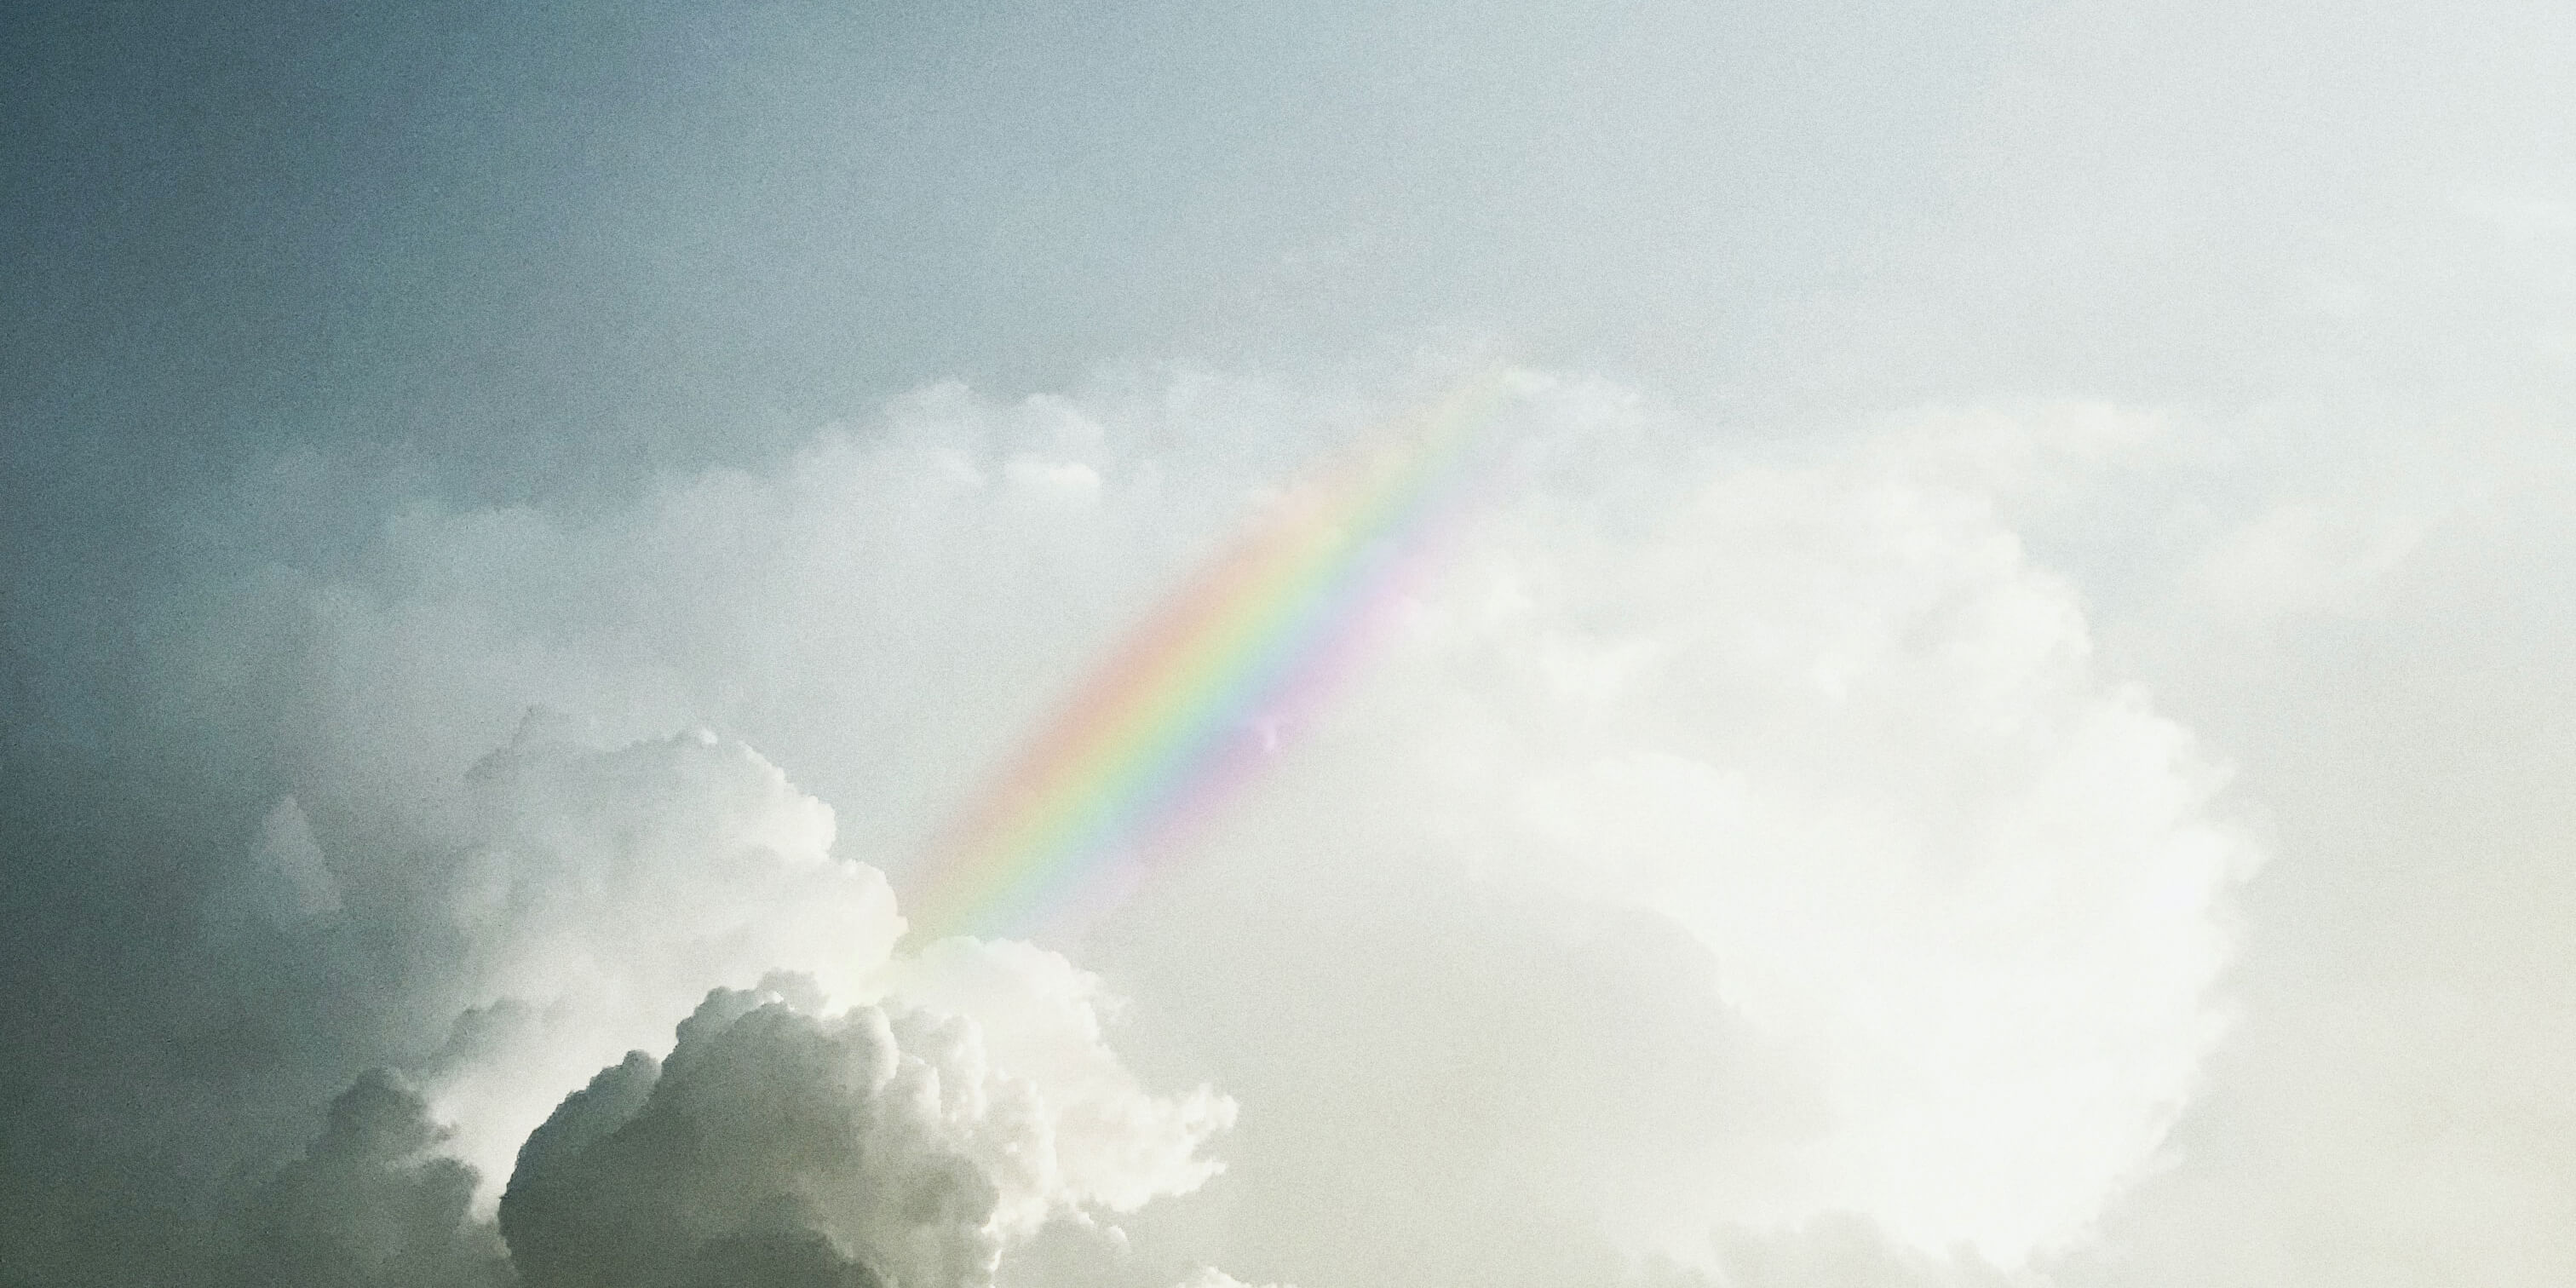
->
[202,794,344,935]
[1092,387,2256,1273]
[188,704,1232,1288]
[224,1069,509,1288]
[1398,396,2254,1260]
[1169,1271,1291,1288]
[1705,1214,2019,1288]
[4,371,2259,1287]
[417,718,906,1193]
[499,990,984,1288]
[883,939,1237,1222]
[502,976,1230,1288]
[247,710,1229,1239]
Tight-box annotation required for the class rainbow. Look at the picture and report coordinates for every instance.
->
[906,376,1513,941]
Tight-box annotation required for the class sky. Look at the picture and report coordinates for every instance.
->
[3,2,2573,1285]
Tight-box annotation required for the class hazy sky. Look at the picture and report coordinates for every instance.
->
[4,3,2572,1286]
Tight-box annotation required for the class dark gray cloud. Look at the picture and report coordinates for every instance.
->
[226,1070,510,1288]
[499,988,997,1288]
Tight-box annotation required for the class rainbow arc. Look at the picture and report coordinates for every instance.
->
[906,376,1511,941]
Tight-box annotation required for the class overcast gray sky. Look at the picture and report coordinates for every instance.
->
[4,3,2572,1286]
